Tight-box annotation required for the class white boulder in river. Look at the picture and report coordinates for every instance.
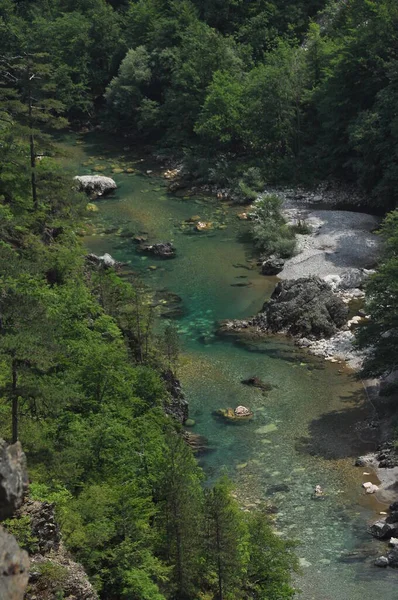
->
[74,175,117,197]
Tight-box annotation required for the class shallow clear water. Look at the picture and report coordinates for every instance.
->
[63,133,397,599]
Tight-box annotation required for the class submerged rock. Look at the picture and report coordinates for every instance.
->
[139,242,176,259]
[241,377,273,392]
[183,431,210,455]
[374,556,389,568]
[74,175,117,198]
[195,221,213,232]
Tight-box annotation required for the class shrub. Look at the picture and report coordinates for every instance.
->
[250,194,296,258]
[3,515,38,553]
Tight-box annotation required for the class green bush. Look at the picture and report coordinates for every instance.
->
[36,561,68,595]
[3,515,38,553]
[250,194,296,258]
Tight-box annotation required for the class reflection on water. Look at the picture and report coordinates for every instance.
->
[61,132,397,600]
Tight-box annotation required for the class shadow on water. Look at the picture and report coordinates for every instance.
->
[296,389,379,460]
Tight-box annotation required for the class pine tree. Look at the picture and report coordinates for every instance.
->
[155,429,205,599]
[0,52,67,210]
[205,478,249,600]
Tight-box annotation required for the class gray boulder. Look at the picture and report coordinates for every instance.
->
[0,440,28,520]
[256,277,348,339]
[261,255,285,276]
[370,520,397,539]
[74,175,117,198]
[374,556,389,568]
[0,525,29,600]
[86,253,120,269]
[387,547,398,567]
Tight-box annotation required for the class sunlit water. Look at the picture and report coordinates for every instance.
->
[61,133,398,599]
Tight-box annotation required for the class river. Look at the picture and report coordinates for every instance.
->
[61,132,397,599]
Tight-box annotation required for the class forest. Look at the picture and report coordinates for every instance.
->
[0,0,397,598]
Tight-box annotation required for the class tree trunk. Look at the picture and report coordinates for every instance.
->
[27,66,38,210]
[11,359,18,443]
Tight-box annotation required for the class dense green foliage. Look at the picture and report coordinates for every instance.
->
[0,44,297,598]
[1,0,398,594]
[357,210,398,380]
[250,194,297,258]
[2,0,398,207]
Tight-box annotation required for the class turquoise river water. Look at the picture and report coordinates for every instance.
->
[62,133,397,599]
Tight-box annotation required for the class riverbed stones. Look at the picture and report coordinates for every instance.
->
[370,520,397,539]
[362,481,379,494]
[139,242,176,258]
[389,537,398,547]
[374,556,389,567]
[74,175,117,198]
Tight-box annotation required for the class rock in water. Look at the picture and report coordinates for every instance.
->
[362,481,379,494]
[255,277,348,338]
[74,175,117,198]
[139,242,176,259]
[389,537,398,547]
[0,440,28,520]
[234,406,251,417]
[387,547,398,567]
[374,556,389,568]
[86,253,120,269]
[241,377,273,392]
[261,255,285,276]
[370,520,397,539]
[0,525,29,600]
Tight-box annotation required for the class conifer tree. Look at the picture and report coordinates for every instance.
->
[0,52,67,209]
[205,478,249,600]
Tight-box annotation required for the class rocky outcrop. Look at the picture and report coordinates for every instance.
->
[0,525,30,600]
[255,277,348,339]
[27,551,98,600]
[139,242,176,259]
[20,501,60,554]
[0,441,28,521]
[162,370,189,424]
[74,175,117,198]
[0,440,29,600]
[19,502,98,600]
